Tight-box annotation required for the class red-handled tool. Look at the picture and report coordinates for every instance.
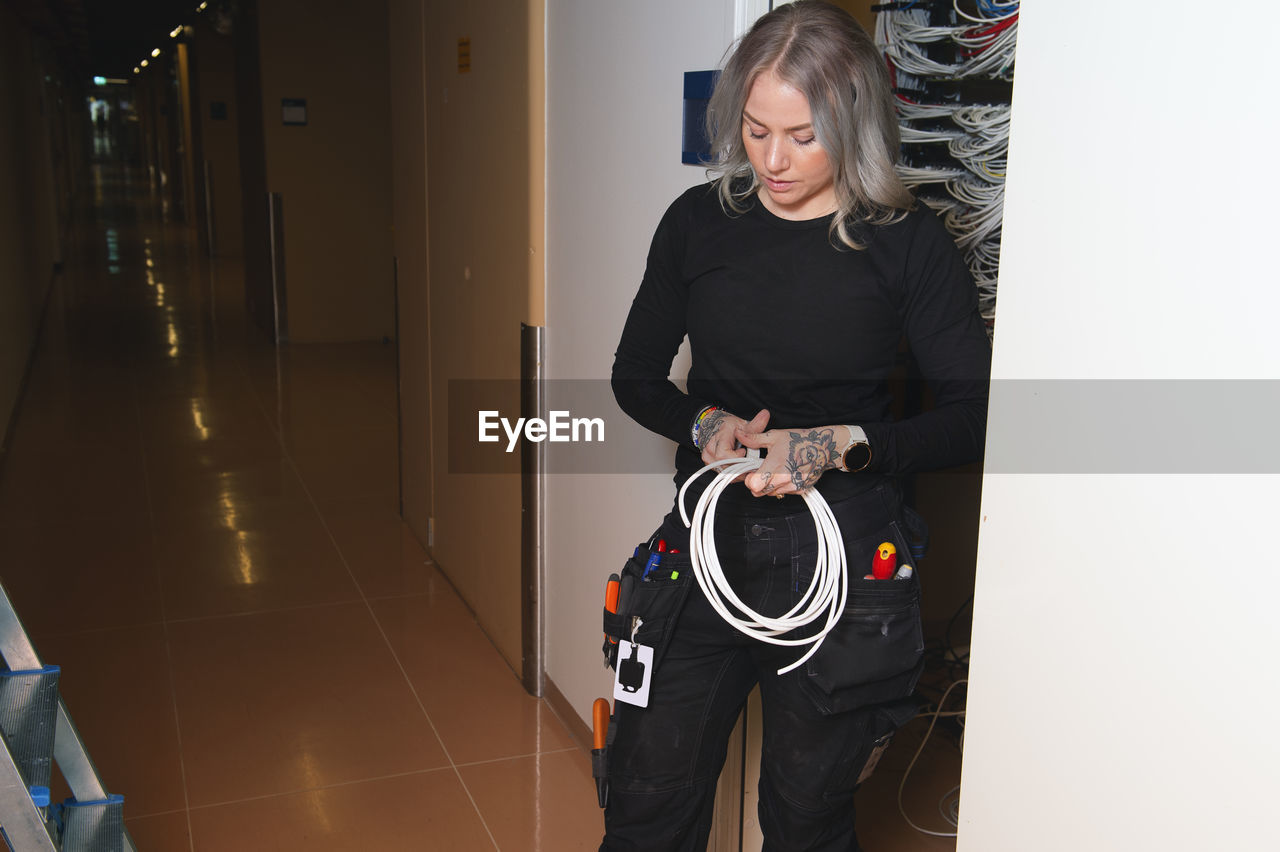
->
[872,542,897,580]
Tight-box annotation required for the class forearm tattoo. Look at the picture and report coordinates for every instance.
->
[785,428,838,492]
[697,409,730,449]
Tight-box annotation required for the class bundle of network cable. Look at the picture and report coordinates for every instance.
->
[875,2,1017,328]
[678,453,848,676]
[876,1,1019,81]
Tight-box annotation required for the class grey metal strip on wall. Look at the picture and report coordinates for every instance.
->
[267,191,288,344]
[520,323,545,696]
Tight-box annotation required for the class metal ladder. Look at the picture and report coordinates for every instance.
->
[0,582,135,851]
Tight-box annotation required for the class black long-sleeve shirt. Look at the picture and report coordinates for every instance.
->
[612,182,991,505]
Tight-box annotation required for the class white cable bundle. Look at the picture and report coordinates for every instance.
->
[898,164,967,187]
[677,453,848,675]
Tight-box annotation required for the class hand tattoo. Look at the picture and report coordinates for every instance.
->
[698,409,730,449]
[759,470,774,493]
[785,428,837,492]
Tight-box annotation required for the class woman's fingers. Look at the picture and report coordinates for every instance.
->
[743,408,770,435]
[702,440,747,465]
[745,468,777,496]
[734,410,773,448]
[742,447,792,497]
[746,466,792,497]
[708,414,831,498]
[700,412,750,464]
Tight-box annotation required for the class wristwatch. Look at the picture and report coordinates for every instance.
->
[835,426,872,473]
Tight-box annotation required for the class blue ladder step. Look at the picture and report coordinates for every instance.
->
[52,795,126,852]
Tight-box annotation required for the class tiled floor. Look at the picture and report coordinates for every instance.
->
[0,164,963,850]
[0,164,600,850]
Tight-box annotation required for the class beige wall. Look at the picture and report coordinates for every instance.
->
[388,0,433,546]
[193,18,244,258]
[135,60,182,220]
[255,0,395,342]
[0,10,62,451]
[177,44,199,229]
[830,0,876,33]
[423,0,536,670]
[389,0,542,671]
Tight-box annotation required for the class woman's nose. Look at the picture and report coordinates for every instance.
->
[765,138,787,173]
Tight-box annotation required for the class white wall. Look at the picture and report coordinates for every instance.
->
[544,0,737,726]
[961,3,1280,850]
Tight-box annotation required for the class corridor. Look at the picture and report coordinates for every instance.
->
[0,163,600,850]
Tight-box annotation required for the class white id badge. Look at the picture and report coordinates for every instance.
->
[612,641,654,708]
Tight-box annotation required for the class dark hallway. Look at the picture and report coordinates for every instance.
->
[0,163,599,849]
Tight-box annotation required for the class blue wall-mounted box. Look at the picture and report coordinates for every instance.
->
[682,70,720,166]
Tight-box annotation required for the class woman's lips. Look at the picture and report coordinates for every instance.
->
[764,178,793,192]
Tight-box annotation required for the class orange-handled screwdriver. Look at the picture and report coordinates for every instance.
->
[592,698,611,807]
[604,574,621,645]
[605,575,621,613]
[593,698,610,750]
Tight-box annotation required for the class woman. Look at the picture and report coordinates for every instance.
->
[606,2,990,849]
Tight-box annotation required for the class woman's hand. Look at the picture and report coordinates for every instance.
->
[735,414,848,498]
[697,408,770,465]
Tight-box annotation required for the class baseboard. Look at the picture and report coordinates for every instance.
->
[543,674,592,754]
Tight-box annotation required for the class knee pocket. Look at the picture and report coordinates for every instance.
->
[757,768,860,851]
[763,698,918,807]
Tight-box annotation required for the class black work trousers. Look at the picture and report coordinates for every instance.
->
[601,481,923,852]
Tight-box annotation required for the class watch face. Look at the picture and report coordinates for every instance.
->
[843,442,871,473]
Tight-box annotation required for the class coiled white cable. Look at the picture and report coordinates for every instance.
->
[677,453,848,676]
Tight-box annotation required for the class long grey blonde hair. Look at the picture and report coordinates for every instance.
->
[707,0,913,249]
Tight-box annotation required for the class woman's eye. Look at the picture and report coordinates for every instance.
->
[747,129,767,140]
[795,137,816,147]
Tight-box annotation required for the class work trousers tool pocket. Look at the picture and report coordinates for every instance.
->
[797,519,925,715]
[602,543,694,678]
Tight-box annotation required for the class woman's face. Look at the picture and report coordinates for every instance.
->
[741,70,836,221]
